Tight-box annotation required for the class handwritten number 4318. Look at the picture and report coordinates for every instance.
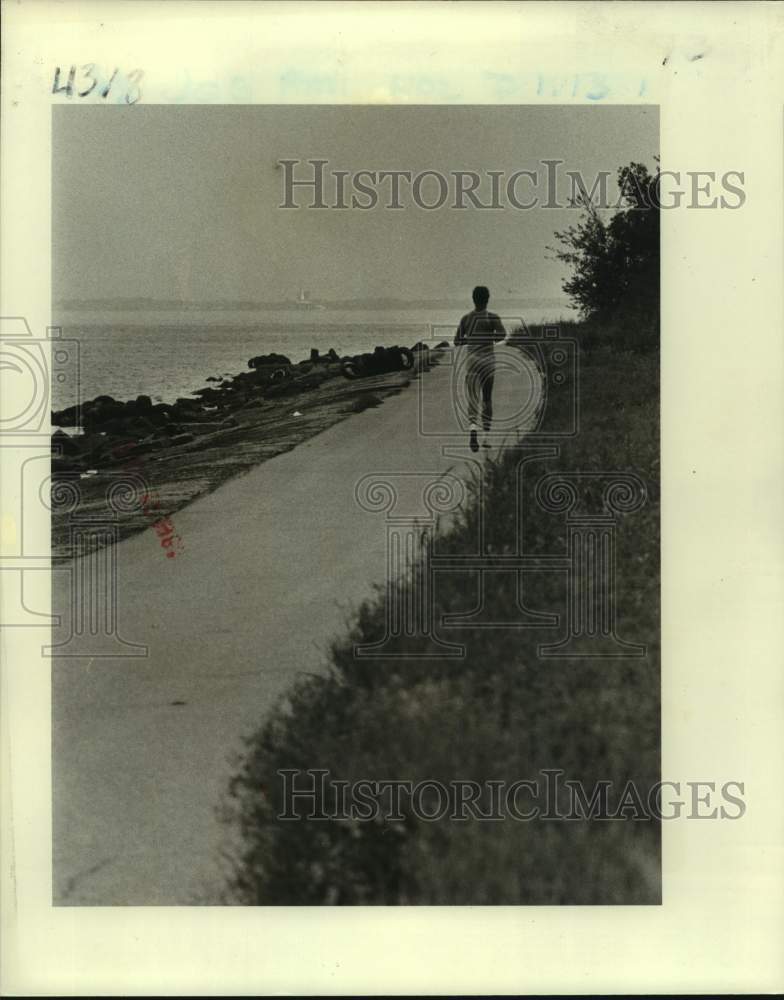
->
[53,65,143,104]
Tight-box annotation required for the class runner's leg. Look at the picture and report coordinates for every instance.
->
[465,359,480,451]
[481,367,495,432]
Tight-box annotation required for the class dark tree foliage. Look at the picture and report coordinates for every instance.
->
[551,162,660,352]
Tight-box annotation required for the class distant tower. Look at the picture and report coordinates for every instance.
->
[296,288,323,310]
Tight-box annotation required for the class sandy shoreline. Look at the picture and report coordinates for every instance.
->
[51,346,445,562]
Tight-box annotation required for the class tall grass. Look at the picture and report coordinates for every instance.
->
[222,323,660,905]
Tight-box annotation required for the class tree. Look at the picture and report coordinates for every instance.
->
[551,162,660,350]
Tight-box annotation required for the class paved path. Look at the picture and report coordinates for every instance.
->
[53,347,538,904]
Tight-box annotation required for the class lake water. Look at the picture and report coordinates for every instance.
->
[52,303,575,412]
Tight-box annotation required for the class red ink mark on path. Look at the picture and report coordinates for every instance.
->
[142,497,184,559]
[110,442,185,558]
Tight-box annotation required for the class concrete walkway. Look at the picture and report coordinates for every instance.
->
[52,347,538,904]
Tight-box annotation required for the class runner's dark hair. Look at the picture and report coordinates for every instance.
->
[472,286,490,308]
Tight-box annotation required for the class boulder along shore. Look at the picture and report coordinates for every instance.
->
[51,341,449,563]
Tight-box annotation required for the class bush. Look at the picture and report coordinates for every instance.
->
[222,332,661,905]
[551,161,660,354]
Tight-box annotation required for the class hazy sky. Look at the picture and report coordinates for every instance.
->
[53,105,657,304]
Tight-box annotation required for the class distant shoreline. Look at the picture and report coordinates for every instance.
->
[55,296,573,313]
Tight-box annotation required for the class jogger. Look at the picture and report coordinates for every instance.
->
[454,286,506,451]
